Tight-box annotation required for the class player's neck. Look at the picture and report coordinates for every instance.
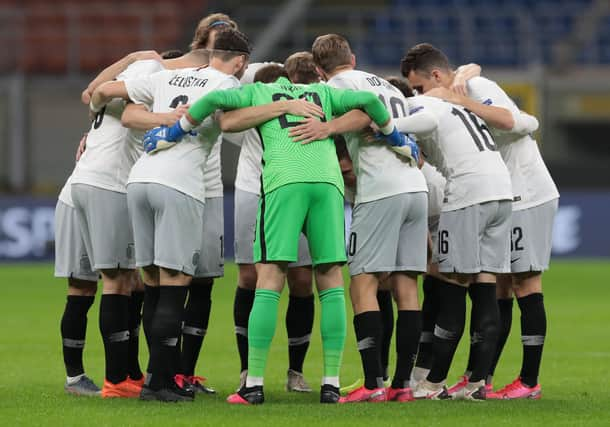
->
[448,70,456,86]
[164,49,210,69]
[209,58,235,75]
[325,65,353,80]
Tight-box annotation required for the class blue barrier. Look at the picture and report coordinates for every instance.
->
[0,192,608,262]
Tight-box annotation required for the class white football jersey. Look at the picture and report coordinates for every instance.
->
[230,63,278,196]
[421,162,446,219]
[466,76,559,210]
[327,70,428,204]
[71,60,164,193]
[58,172,75,207]
[407,95,513,212]
[233,130,263,195]
[125,66,240,202]
[203,141,223,198]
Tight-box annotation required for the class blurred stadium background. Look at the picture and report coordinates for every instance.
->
[0,0,609,263]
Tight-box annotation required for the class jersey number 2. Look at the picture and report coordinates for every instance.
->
[271,92,326,129]
[169,95,189,108]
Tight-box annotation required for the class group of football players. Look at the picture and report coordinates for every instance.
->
[54,11,558,404]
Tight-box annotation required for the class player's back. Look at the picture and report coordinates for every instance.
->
[248,76,343,196]
[409,95,512,211]
[72,59,164,193]
[127,66,239,201]
[466,76,558,210]
[327,69,427,204]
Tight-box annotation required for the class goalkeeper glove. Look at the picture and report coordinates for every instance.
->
[390,134,420,166]
[378,127,420,166]
[143,121,189,154]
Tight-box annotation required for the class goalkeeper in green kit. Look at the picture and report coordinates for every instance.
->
[143,73,418,405]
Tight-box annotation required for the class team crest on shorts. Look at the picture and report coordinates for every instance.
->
[126,244,135,261]
[192,250,201,266]
[80,254,91,271]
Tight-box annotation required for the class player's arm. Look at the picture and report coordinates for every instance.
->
[289,110,371,144]
[426,86,515,130]
[451,63,481,96]
[141,85,255,153]
[330,87,420,162]
[218,98,324,132]
[81,50,162,104]
[329,88,392,131]
[512,111,539,135]
[335,134,357,188]
[394,106,439,136]
[89,81,129,113]
[121,103,190,131]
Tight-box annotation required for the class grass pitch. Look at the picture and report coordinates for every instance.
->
[1,260,609,426]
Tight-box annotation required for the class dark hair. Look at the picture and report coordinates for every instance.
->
[385,76,414,97]
[400,43,451,78]
[190,13,238,50]
[160,49,184,59]
[284,51,319,84]
[311,34,352,73]
[211,29,251,61]
[253,64,288,83]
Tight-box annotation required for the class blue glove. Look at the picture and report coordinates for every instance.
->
[387,131,420,166]
[143,121,189,154]
[383,126,405,147]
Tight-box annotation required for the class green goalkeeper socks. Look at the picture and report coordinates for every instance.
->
[319,287,347,379]
[247,287,345,384]
[247,289,281,380]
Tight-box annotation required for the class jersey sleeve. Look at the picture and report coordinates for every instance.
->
[328,75,360,91]
[396,96,442,137]
[188,83,255,123]
[328,86,390,127]
[467,77,520,116]
[117,59,164,81]
[395,98,439,136]
[124,75,156,108]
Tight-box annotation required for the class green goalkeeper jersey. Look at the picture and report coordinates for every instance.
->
[187,76,390,195]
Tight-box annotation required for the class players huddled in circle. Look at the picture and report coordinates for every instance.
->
[55,12,558,404]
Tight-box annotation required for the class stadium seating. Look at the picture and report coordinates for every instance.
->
[1,0,608,72]
[362,0,599,67]
[0,0,205,73]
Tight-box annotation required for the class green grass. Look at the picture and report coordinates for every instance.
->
[1,260,609,426]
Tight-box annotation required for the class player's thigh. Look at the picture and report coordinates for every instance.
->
[234,189,259,265]
[70,184,95,264]
[254,184,308,264]
[347,194,404,276]
[54,200,98,282]
[148,184,204,276]
[428,213,441,265]
[510,199,558,273]
[127,183,155,268]
[305,183,347,267]
[396,191,428,274]
[74,184,135,270]
[479,200,512,274]
[437,205,480,274]
[194,197,224,279]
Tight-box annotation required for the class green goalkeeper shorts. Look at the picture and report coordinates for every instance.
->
[253,182,347,266]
